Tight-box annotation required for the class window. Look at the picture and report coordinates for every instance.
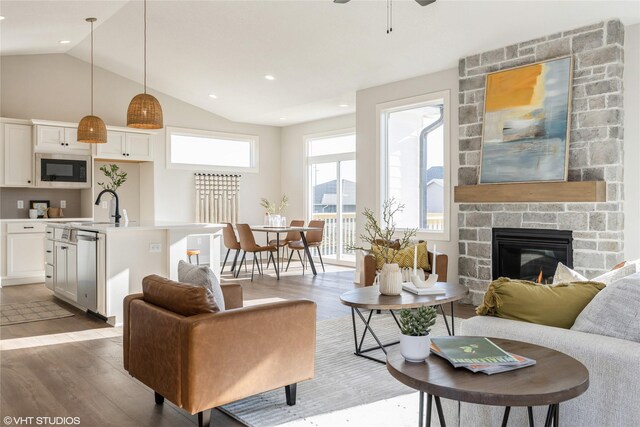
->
[166,127,258,172]
[305,130,356,265]
[378,91,450,239]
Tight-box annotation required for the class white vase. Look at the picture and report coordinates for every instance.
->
[400,334,431,362]
[379,263,403,295]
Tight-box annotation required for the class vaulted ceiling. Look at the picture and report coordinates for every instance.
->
[1,1,639,126]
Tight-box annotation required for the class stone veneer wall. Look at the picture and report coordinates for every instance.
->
[457,19,625,304]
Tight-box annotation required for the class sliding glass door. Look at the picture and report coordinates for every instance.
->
[307,132,356,265]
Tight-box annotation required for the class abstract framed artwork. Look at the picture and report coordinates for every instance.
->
[479,56,573,184]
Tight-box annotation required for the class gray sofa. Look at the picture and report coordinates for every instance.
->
[440,273,640,427]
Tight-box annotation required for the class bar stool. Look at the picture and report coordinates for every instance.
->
[187,249,201,265]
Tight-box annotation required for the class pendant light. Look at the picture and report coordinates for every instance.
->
[77,17,107,144]
[126,0,163,129]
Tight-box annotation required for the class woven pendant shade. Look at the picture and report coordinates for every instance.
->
[78,115,107,144]
[78,17,106,144]
[127,0,163,130]
[126,93,163,129]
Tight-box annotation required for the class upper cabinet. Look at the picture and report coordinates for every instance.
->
[1,123,34,187]
[34,125,91,154]
[95,131,153,161]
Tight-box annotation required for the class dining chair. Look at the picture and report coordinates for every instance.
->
[235,224,278,281]
[267,219,305,269]
[286,220,325,273]
[221,223,242,274]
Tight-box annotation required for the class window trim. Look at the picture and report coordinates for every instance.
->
[376,90,451,241]
[165,126,259,173]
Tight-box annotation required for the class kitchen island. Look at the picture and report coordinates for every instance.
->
[48,221,225,326]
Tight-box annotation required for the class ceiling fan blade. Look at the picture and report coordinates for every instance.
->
[415,0,436,6]
[334,0,351,3]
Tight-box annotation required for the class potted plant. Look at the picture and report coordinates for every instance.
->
[399,306,437,362]
[354,198,416,295]
[98,164,127,221]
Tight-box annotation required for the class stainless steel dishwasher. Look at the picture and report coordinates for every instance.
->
[76,230,99,312]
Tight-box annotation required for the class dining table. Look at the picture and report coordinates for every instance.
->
[250,225,321,280]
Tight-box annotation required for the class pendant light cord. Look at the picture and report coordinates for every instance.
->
[90,19,94,115]
[144,0,147,94]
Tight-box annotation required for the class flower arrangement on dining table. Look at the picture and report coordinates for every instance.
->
[260,194,289,226]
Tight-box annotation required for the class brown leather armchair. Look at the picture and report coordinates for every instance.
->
[124,279,316,427]
[362,245,448,286]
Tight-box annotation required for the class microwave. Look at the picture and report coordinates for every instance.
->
[35,154,92,188]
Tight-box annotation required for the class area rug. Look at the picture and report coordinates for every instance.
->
[0,300,74,326]
[221,312,460,427]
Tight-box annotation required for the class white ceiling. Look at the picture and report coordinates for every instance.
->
[1,1,639,126]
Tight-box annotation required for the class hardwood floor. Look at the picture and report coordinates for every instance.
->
[0,266,475,427]
[1,284,110,340]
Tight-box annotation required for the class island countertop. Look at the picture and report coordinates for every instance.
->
[62,221,226,233]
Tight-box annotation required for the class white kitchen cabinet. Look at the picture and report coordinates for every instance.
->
[35,125,90,154]
[96,131,126,158]
[2,123,33,187]
[64,127,92,154]
[45,263,54,291]
[54,241,77,302]
[44,237,54,291]
[6,229,45,278]
[95,131,152,161]
[125,133,152,160]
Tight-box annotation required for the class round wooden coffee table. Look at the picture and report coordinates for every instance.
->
[340,283,468,363]
[386,337,589,427]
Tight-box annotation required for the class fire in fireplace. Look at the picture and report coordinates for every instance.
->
[492,228,573,284]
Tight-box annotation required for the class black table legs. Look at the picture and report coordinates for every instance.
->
[350,306,455,365]
[418,397,560,427]
[299,231,317,275]
[350,307,399,364]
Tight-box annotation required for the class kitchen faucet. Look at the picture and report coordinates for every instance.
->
[95,189,121,224]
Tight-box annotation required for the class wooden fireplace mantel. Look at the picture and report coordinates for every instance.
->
[454,181,606,203]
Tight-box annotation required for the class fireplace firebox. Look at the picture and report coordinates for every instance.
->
[492,228,573,284]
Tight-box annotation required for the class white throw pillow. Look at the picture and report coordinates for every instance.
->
[553,262,587,284]
[178,260,226,311]
[553,261,638,285]
[591,264,638,285]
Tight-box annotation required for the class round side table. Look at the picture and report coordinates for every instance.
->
[386,337,589,427]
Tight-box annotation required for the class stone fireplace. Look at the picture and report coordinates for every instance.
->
[492,228,573,284]
[456,19,625,304]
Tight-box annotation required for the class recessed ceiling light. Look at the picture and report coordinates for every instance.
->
[0,16,5,21]
[58,40,71,44]
[279,117,286,120]
[208,94,217,99]
[339,104,349,108]
[264,75,275,81]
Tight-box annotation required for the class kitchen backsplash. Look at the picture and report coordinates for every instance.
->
[0,188,83,219]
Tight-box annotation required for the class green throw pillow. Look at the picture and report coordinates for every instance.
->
[476,278,605,329]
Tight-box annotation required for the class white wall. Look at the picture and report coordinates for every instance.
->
[280,114,356,222]
[0,54,282,229]
[624,24,640,261]
[356,68,460,284]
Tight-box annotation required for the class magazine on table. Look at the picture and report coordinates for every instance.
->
[430,337,536,374]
